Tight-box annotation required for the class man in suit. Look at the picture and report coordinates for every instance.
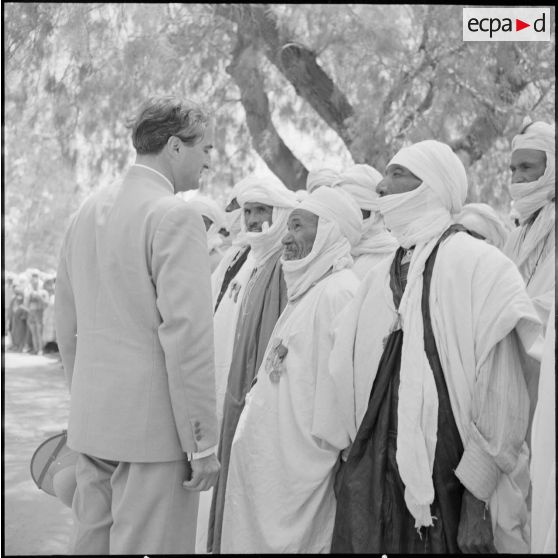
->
[55,96,220,555]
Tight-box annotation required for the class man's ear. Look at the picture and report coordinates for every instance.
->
[166,135,182,157]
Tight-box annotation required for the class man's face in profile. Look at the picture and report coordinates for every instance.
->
[282,209,318,261]
[510,149,546,184]
[175,124,214,192]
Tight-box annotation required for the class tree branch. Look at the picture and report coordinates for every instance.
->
[214,3,355,153]
[226,33,307,190]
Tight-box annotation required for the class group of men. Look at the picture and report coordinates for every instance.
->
[54,96,554,554]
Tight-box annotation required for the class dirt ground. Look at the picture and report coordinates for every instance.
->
[3,351,73,556]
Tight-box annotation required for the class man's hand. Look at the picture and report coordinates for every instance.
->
[457,489,497,553]
[182,453,220,492]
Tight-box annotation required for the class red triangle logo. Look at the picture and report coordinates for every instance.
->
[516,19,530,31]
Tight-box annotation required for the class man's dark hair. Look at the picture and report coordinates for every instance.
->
[129,96,210,155]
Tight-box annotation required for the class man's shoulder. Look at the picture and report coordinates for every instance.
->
[324,268,360,293]
[439,230,516,276]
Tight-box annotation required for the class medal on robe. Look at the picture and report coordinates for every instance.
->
[265,337,288,383]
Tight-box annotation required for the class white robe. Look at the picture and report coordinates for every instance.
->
[530,306,556,554]
[352,250,394,280]
[329,232,542,553]
[196,247,255,554]
[221,269,359,553]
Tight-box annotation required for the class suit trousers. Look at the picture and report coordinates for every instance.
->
[70,453,199,555]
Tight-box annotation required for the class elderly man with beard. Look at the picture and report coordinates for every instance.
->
[333,164,398,279]
[220,186,361,553]
[207,176,297,553]
[327,140,542,554]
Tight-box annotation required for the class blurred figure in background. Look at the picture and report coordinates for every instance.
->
[25,270,49,355]
[333,164,397,279]
[8,286,28,352]
[183,194,228,272]
[306,167,340,193]
[42,276,58,354]
[504,121,555,330]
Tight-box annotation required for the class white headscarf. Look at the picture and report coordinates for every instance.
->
[505,122,556,274]
[306,167,341,193]
[226,176,261,247]
[183,195,226,253]
[377,140,470,529]
[457,203,510,250]
[237,174,297,267]
[333,164,398,256]
[510,121,555,223]
[377,139,467,249]
[281,186,361,301]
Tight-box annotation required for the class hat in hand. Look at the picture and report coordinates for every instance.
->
[30,430,78,508]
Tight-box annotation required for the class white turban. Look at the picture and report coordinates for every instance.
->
[298,186,363,248]
[281,186,361,301]
[332,164,383,210]
[237,174,297,209]
[184,195,227,253]
[457,203,510,250]
[378,140,467,248]
[510,121,555,223]
[306,167,341,193]
[388,139,468,214]
[185,195,227,231]
[505,121,555,273]
[236,174,297,266]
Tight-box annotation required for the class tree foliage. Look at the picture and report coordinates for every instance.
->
[3,3,555,271]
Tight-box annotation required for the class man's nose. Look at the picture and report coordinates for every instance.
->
[511,171,523,184]
[281,232,292,245]
[376,177,387,195]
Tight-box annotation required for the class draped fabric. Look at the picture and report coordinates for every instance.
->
[504,203,555,330]
[504,121,555,330]
[328,228,541,552]
[332,163,398,276]
[306,167,340,193]
[221,269,359,553]
[456,203,510,249]
[530,306,556,554]
[237,178,297,267]
[207,250,288,553]
[332,230,464,553]
[332,163,383,210]
[282,218,353,301]
[297,186,362,248]
[371,140,467,526]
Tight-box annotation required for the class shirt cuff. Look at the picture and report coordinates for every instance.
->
[455,441,500,503]
[188,445,217,461]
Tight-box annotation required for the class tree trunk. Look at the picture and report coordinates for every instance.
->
[227,35,308,190]
[215,4,355,154]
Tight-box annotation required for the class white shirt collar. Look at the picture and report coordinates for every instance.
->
[132,164,174,192]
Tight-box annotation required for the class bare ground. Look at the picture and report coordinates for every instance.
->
[3,351,73,556]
